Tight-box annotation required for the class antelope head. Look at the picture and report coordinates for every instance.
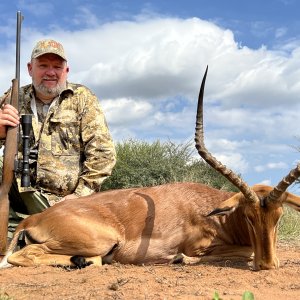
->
[195,66,300,270]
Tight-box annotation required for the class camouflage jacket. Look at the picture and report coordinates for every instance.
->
[1,83,116,203]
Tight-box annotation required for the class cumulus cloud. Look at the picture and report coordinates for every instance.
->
[3,15,300,108]
[254,162,289,173]
[214,152,249,174]
[1,12,300,184]
[102,98,153,126]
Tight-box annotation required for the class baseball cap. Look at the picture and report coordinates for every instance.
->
[31,39,67,61]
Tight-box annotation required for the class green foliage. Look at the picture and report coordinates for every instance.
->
[102,139,239,192]
[242,291,255,300]
[212,291,254,300]
[212,291,221,300]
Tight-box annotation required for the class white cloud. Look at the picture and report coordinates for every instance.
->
[257,179,272,185]
[250,21,272,38]
[3,15,300,109]
[254,162,288,173]
[102,98,153,126]
[206,137,250,152]
[72,6,100,28]
[275,27,287,38]
[1,13,300,185]
[214,152,249,174]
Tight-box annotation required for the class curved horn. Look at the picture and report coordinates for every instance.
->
[194,66,259,203]
[265,163,300,202]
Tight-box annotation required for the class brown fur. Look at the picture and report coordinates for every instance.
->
[1,182,299,270]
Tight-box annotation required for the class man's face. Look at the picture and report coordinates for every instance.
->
[27,53,69,99]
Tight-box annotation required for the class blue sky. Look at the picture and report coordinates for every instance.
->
[0,0,300,191]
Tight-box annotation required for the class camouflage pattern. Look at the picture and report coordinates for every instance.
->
[31,39,67,60]
[0,83,116,205]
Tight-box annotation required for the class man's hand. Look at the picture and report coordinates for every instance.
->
[0,104,19,139]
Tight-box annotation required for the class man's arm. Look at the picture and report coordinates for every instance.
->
[74,90,116,196]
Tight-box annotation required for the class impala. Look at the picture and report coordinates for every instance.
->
[1,67,300,271]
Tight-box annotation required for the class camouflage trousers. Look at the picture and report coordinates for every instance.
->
[0,157,50,239]
[8,188,50,239]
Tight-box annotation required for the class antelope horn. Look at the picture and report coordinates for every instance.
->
[265,163,300,202]
[194,66,259,203]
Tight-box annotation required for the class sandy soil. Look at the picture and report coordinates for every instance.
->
[0,243,299,300]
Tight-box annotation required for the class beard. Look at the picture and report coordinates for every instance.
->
[33,80,66,98]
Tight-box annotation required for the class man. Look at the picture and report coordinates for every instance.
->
[0,39,116,237]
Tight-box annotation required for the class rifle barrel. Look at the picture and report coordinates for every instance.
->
[15,11,23,85]
[0,11,23,254]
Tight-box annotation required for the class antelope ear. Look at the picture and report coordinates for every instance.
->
[207,193,243,217]
[284,192,300,212]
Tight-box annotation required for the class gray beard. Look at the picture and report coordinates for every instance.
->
[33,82,66,98]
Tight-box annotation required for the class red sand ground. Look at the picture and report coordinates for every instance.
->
[0,242,299,300]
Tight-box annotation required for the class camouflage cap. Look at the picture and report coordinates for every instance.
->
[31,39,67,61]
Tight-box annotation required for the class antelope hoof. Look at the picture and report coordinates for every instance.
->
[70,255,94,269]
[171,253,184,264]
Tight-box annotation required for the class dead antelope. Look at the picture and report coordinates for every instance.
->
[1,67,300,271]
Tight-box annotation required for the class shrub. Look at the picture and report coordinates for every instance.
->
[102,139,238,192]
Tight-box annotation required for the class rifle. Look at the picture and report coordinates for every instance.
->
[0,11,23,254]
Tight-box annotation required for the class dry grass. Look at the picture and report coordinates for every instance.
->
[278,205,300,242]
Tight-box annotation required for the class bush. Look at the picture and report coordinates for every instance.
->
[102,139,238,192]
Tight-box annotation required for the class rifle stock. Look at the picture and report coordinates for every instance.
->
[0,80,19,254]
[0,11,23,255]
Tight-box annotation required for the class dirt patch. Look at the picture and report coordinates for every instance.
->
[0,243,299,300]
